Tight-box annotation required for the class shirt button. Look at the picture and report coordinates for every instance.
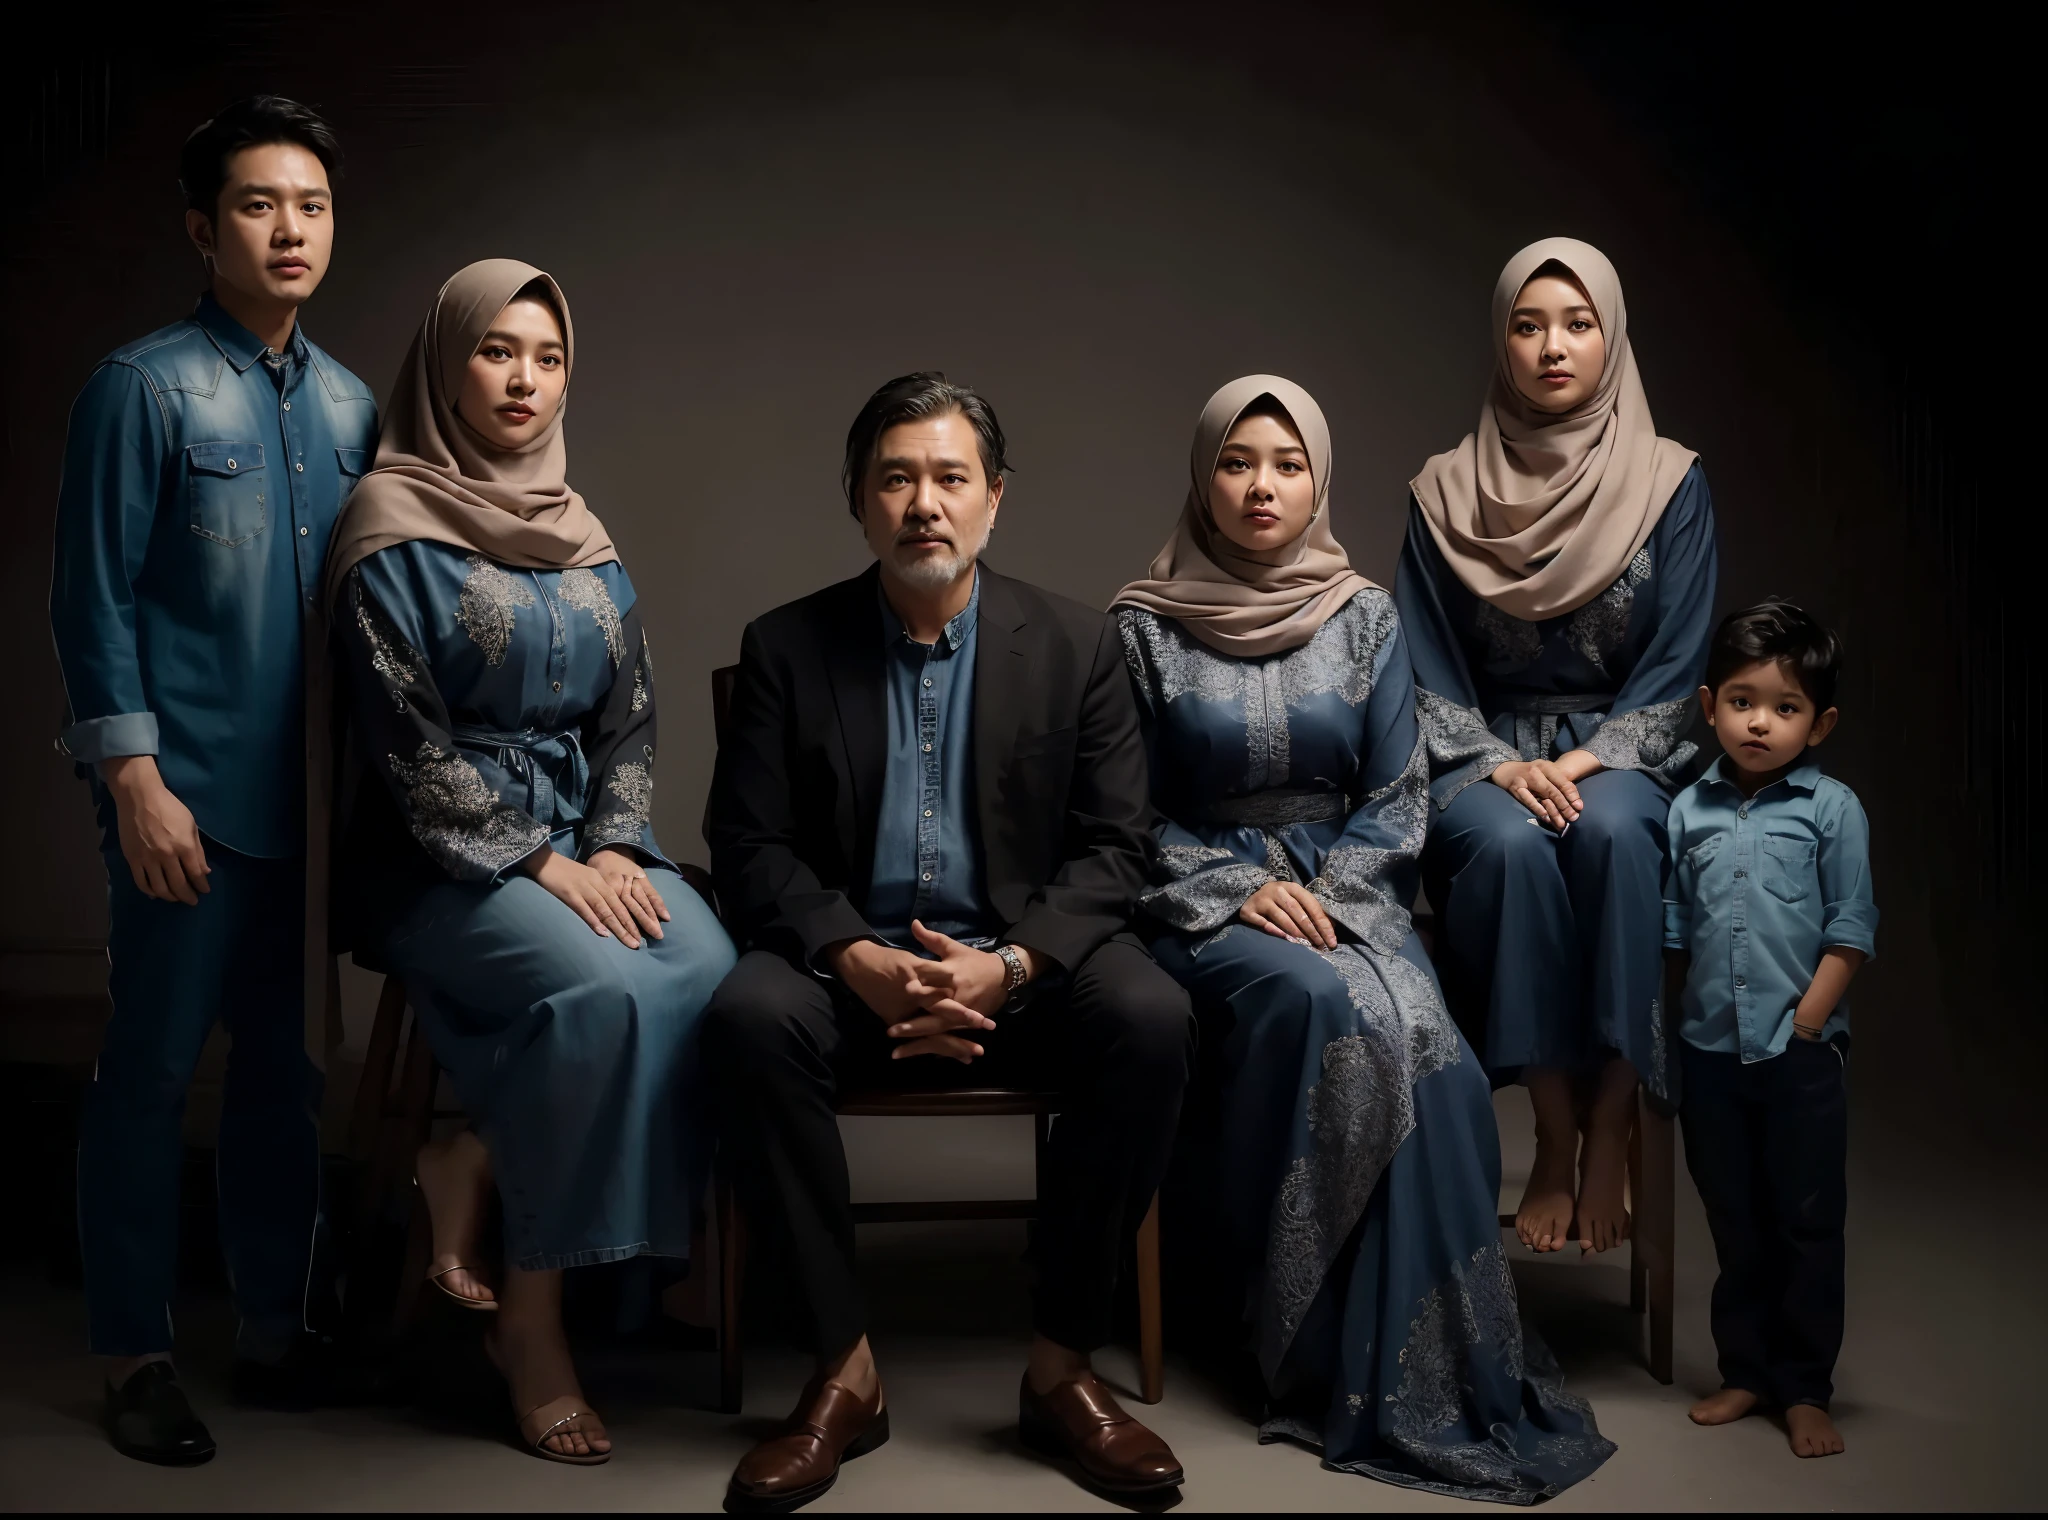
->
[282,401,291,411]
[924,809,933,817]
[299,525,309,536]
[921,872,932,882]
[226,459,237,470]
[295,462,305,472]
[552,681,562,692]
[1737,805,1748,818]
[1735,977,1746,987]
[922,743,932,752]
[923,677,933,687]
[1734,869,1745,878]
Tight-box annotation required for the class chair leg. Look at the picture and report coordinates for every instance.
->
[387,1009,441,1335]
[392,1185,434,1335]
[1637,1089,1676,1385]
[718,1176,746,1415]
[1136,1192,1163,1405]
[1628,1108,1647,1314]
[350,976,408,1160]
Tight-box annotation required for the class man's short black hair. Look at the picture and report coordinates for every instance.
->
[841,371,1011,517]
[1704,600,1843,711]
[179,96,342,220]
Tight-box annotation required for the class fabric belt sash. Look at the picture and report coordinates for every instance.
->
[1188,789,1353,826]
[450,723,589,830]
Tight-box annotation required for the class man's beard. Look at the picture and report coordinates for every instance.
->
[889,517,991,590]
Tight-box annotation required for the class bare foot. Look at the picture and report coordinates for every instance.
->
[1574,1108,1632,1253]
[1689,1387,1759,1425]
[486,1321,610,1459]
[1515,1132,1579,1253]
[416,1130,496,1306]
[1786,1403,1844,1457]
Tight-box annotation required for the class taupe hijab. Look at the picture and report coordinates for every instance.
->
[322,257,616,608]
[1114,375,1373,657]
[1409,238,1696,621]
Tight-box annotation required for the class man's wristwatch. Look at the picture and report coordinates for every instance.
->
[993,944,1029,995]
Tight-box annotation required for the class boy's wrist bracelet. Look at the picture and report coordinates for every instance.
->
[1791,1021,1825,1041]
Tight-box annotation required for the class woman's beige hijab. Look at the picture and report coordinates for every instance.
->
[1409,237,1696,621]
[1114,375,1373,658]
[322,257,615,608]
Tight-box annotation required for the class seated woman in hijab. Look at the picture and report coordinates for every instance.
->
[1398,239,1715,1257]
[1113,377,1612,1501]
[325,260,736,1464]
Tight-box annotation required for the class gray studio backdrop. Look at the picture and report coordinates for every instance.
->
[4,7,2024,1159]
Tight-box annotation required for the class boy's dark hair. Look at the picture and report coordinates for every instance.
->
[841,371,1010,517]
[1704,600,1843,711]
[179,96,343,220]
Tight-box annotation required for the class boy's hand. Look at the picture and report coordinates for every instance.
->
[103,755,210,904]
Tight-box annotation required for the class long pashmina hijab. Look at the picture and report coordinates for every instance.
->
[1409,237,1696,621]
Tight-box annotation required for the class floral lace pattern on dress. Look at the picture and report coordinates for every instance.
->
[387,739,549,880]
[558,568,625,668]
[454,556,536,668]
[585,759,653,852]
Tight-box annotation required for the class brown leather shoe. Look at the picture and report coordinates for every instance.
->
[1019,1372,1184,1495]
[725,1372,889,1513]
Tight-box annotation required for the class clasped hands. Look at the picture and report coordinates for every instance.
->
[1489,751,1597,830]
[828,921,1034,1064]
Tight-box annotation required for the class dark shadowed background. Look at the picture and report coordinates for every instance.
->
[4,3,2038,1180]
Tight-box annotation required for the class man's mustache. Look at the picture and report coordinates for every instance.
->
[895,526,954,547]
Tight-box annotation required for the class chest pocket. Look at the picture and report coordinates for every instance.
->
[1684,834,1724,875]
[186,441,267,547]
[337,447,372,495]
[1761,833,1817,903]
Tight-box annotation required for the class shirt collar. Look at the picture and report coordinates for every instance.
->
[1702,754,1824,798]
[193,292,310,373]
[878,568,981,653]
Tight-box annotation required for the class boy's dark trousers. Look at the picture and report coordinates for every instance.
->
[1678,1036,1848,1409]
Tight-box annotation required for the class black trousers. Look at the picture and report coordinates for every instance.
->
[1679,1037,1849,1409]
[703,937,1195,1358]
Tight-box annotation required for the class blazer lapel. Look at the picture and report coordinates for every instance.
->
[973,565,1030,870]
[825,567,887,888]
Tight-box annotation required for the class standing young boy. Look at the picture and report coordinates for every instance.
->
[49,97,377,1464]
[1663,600,1875,1458]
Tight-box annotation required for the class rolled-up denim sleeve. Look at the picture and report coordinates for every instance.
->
[1817,787,1877,959]
[1662,794,1693,949]
[51,363,166,763]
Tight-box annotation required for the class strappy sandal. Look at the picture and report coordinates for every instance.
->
[516,1396,611,1465]
[425,1263,499,1311]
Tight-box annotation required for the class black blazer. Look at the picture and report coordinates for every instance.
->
[706,563,1153,973]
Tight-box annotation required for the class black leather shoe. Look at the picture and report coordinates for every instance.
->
[103,1362,216,1466]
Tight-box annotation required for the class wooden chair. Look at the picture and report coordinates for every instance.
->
[346,973,451,1335]
[706,663,1165,1416]
[1412,910,1675,1385]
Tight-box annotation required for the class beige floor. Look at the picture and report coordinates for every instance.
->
[2,1091,2037,1513]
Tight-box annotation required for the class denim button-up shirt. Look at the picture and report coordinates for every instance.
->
[50,294,378,858]
[1663,757,1877,1061]
[867,572,992,950]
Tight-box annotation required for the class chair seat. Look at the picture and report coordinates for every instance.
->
[836,1087,1058,1118]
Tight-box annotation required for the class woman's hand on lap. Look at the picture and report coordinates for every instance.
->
[1490,758,1584,829]
[524,848,645,948]
[589,846,668,940]
[1240,881,1338,949]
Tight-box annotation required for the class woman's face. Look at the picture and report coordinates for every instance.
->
[1207,411,1316,554]
[1504,272,1606,414]
[456,296,567,450]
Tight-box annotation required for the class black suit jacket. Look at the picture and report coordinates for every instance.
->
[706,563,1153,973]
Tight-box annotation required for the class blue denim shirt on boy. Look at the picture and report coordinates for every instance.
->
[1663,757,1877,1061]
[50,293,378,858]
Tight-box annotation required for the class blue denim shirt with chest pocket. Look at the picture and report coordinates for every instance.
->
[50,293,379,858]
[1662,757,1878,1061]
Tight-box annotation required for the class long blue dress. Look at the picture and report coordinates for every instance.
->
[336,541,735,1271]
[1119,593,1613,1502]
[1395,464,1717,1103]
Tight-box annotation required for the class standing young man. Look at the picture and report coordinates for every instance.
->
[705,373,1195,1511]
[49,96,378,1465]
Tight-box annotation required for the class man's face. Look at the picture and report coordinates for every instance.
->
[1699,658,1837,776]
[186,140,334,313]
[857,410,1003,591]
